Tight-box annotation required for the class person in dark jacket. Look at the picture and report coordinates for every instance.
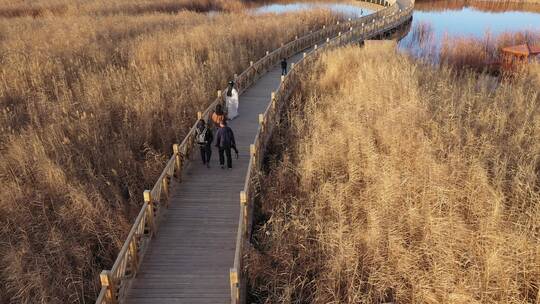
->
[195,119,213,168]
[281,58,288,75]
[215,120,237,169]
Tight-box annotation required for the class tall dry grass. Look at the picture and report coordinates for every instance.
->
[0,0,248,17]
[0,0,372,18]
[248,45,540,303]
[0,3,338,303]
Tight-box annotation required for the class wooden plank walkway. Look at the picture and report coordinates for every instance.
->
[125,49,312,304]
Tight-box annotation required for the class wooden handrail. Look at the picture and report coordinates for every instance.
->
[230,0,414,302]
[95,0,413,302]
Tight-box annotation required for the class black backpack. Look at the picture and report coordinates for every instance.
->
[196,127,207,144]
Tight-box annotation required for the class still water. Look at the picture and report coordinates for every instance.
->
[252,1,540,46]
[400,1,540,49]
[252,3,374,18]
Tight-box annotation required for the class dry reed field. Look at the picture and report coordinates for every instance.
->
[0,0,374,18]
[247,45,540,303]
[0,1,339,302]
[0,0,247,17]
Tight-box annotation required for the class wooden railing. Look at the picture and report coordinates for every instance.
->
[95,0,413,303]
[229,0,414,303]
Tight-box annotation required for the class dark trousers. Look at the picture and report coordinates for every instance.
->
[199,144,212,164]
[219,146,232,168]
[281,66,287,75]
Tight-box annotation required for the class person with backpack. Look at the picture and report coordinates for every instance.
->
[195,119,213,168]
[215,120,237,169]
[281,58,288,76]
[211,104,227,129]
[225,81,239,120]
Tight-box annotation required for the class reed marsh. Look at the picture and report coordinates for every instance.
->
[0,2,338,302]
[248,45,540,303]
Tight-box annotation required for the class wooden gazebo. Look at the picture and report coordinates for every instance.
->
[502,43,540,58]
[500,43,540,71]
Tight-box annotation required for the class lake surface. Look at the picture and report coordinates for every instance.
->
[399,1,540,54]
[252,3,373,18]
[252,1,540,60]
[253,1,540,40]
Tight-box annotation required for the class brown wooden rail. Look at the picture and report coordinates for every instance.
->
[95,0,413,302]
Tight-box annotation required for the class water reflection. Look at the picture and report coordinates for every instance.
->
[251,3,373,18]
[400,1,540,52]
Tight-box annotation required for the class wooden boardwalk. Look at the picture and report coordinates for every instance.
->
[125,50,310,304]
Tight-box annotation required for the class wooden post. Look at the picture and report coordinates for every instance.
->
[240,191,247,205]
[144,190,155,235]
[173,144,182,182]
[229,268,239,304]
[258,113,265,133]
[162,176,170,205]
[100,270,117,304]
[240,191,248,233]
[250,144,256,159]
[129,240,139,276]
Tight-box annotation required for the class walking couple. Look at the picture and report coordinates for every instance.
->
[195,118,238,169]
[195,80,240,169]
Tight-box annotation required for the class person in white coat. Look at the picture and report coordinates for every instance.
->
[225,81,239,120]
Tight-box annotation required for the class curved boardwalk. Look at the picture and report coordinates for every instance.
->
[125,49,313,304]
[115,0,414,302]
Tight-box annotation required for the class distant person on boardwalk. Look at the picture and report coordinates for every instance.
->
[215,120,238,169]
[225,81,239,120]
[211,103,227,129]
[281,58,288,75]
[195,119,213,168]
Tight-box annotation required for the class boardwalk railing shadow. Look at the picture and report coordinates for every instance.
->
[95,0,413,302]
